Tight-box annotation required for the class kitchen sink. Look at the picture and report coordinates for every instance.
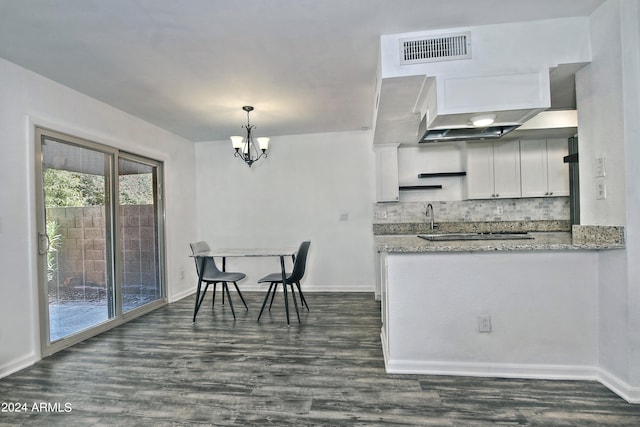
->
[418,232,534,241]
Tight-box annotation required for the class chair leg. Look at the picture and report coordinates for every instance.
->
[282,280,290,325]
[223,282,236,319]
[268,283,278,311]
[194,283,210,321]
[296,282,309,310]
[289,283,301,323]
[258,283,274,322]
[212,282,217,309]
[233,282,248,310]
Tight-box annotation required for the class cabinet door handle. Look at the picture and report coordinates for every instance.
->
[549,192,553,195]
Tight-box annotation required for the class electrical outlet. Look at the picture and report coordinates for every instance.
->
[496,206,504,215]
[179,268,185,281]
[479,315,492,333]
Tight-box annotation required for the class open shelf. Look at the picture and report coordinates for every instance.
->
[417,172,466,178]
[399,185,443,191]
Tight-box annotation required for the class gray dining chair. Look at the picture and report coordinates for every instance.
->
[257,241,311,324]
[190,241,248,321]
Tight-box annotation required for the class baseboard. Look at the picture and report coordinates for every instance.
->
[0,352,39,379]
[170,284,374,299]
[381,357,640,403]
[597,368,640,404]
[380,330,390,366]
[384,358,597,381]
[301,285,375,292]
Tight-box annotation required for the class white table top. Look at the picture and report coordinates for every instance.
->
[190,247,298,258]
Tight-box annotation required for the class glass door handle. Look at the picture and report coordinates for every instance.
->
[38,232,50,255]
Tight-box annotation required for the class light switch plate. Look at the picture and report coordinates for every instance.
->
[595,156,607,178]
[596,178,607,200]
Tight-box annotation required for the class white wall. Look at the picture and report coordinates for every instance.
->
[194,130,376,291]
[0,57,197,378]
[621,0,640,391]
[576,5,627,226]
[577,0,640,403]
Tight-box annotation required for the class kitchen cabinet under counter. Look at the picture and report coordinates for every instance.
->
[375,226,624,381]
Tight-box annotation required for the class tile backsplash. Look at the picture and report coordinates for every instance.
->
[374,197,570,223]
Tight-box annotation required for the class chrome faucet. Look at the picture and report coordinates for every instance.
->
[426,203,436,230]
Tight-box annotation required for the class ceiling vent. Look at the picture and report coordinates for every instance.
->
[400,31,471,65]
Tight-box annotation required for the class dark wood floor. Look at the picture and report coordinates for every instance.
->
[2,291,640,426]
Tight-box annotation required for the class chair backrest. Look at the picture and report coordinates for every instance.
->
[190,241,210,255]
[189,241,222,277]
[289,241,311,283]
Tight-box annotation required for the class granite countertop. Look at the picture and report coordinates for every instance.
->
[374,222,625,253]
[373,220,571,235]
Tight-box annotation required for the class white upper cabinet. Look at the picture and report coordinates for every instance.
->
[520,139,548,197]
[374,144,400,202]
[465,140,521,199]
[464,142,495,199]
[493,140,523,198]
[520,138,569,197]
[545,138,570,197]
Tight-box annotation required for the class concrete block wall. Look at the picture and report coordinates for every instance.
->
[120,205,158,287]
[46,205,156,288]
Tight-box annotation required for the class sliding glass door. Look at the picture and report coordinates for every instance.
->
[35,128,165,355]
[118,155,163,313]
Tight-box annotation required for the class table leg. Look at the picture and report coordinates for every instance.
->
[221,256,226,306]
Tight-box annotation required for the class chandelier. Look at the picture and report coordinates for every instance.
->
[230,106,269,167]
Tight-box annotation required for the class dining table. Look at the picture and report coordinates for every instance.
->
[190,247,298,324]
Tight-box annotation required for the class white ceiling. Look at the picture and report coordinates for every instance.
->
[0,0,604,142]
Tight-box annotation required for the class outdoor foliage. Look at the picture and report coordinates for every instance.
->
[119,174,154,205]
[45,219,62,282]
[43,168,153,207]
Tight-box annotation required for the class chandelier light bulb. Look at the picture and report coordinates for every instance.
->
[257,137,270,151]
[230,136,244,150]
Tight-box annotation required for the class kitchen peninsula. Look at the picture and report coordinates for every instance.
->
[375,221,625,380]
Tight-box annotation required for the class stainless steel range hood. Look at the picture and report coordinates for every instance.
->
[418,115,520,143]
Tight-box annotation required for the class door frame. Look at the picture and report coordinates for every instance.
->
[34,127,167,357]
[117,151,167,318]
